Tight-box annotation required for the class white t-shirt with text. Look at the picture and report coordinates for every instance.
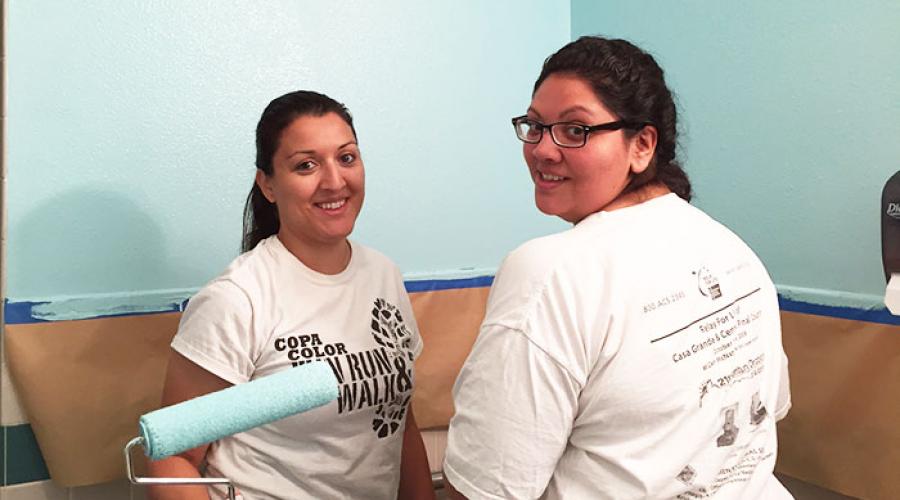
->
[172,235,422,500]
[445,194,791,499]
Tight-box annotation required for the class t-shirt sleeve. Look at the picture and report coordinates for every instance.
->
[774,349,792,420]
[394,268,424,360]
[170,279,256,384]
[444,324,580,499]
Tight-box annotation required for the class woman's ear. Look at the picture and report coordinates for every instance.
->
[629,125,658,174]
[256,169,276,203]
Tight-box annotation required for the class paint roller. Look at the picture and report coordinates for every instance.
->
[124,361,338,499]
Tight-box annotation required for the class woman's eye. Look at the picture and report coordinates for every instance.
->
[523,120,541,139]
[340,152,356,164]
[295,160,316,172]
[563,125,586,139]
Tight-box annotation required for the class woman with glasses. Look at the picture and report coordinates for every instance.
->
[147,91,435,500]
[444,37,792,499]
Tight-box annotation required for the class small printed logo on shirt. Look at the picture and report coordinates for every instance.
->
[693,266,722,300]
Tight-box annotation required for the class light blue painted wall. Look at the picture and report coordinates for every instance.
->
[6,1,570,303]
[572,1,900,306]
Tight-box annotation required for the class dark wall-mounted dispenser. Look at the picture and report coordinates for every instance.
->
[882,170,900,314]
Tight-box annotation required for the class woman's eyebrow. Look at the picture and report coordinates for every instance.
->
[287,149,316,159]
[559,105,595,120]
[287,141,357,159]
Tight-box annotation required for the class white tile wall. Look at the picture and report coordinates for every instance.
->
[69,479,130,500]
[0,478,152,500]
[421,428,448,474]
[130,483,147,500]
[1,347,29,425]
[1,480,67,500]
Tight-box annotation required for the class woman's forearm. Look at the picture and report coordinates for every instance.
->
[398,410,436,500]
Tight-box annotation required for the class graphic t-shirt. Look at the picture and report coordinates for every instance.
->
[445,194,792,499]
[171,235,422,500]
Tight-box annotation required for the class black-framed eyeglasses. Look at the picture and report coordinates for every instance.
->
[511,115,649,148]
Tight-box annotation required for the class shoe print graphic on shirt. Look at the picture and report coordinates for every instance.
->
[370,298,415,361]
[369,298,415,438]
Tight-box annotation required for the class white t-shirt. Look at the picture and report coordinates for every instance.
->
[445,194,792,499]
[171,235,422,500]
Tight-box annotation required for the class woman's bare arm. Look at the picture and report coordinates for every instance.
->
[146,350,233,500]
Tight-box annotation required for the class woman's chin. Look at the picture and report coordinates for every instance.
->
[535,196,562,217]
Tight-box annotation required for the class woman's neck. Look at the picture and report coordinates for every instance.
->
[602,181,671,213]
[277,233,352,275]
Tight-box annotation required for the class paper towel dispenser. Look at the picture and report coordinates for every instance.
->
[883,171,900,281]
[882,171,900,314]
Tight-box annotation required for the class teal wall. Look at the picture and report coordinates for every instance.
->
[572,0,900,307]
[6,1,569,306]
[2,0,571,489]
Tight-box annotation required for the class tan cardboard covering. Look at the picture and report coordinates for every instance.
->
[408,287,489,429]
[5,313,181,486]
[3,286,489,487]
[776,311,900,500]
[9,292,898,496]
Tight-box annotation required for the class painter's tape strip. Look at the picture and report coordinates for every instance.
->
[778,296,900,326]
[405,276,494,293]
[3,301,51,324]
[6,280,897,326]
[3,278,496,324]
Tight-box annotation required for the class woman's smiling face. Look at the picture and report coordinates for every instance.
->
[524,73,641,223]
[257,112,365,249]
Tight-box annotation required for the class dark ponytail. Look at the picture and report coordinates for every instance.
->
[242,183,279,253]
[241,90,356,252]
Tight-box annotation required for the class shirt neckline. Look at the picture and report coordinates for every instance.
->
[579,192,681,226]
[265,235,360,285]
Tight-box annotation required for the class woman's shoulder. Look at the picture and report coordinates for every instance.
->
[348,240,404,278]
[495,228,591,290]
[507,230,577,266]
[350,240,396,265]
[195,237,283,301]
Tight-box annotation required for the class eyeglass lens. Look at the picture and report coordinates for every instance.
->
[515,119,587,147]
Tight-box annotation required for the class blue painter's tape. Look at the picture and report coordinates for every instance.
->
[2,300,50,324]
[6,283,898,327]
[404,275,494,293]
[2,278,495,325]
[778,295,900,326]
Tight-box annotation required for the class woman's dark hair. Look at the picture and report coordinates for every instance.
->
[242,90,356,252]
[534,36,691,201]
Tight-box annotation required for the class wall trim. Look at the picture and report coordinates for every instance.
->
[3,280,897,325]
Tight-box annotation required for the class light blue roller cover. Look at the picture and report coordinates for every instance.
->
[139,361,338,460]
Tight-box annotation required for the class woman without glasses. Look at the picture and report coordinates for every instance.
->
[445,37,792,499]
[148,91,435,500]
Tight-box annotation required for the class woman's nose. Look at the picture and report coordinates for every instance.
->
[320,161,347,190]
[531,131,562,162]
